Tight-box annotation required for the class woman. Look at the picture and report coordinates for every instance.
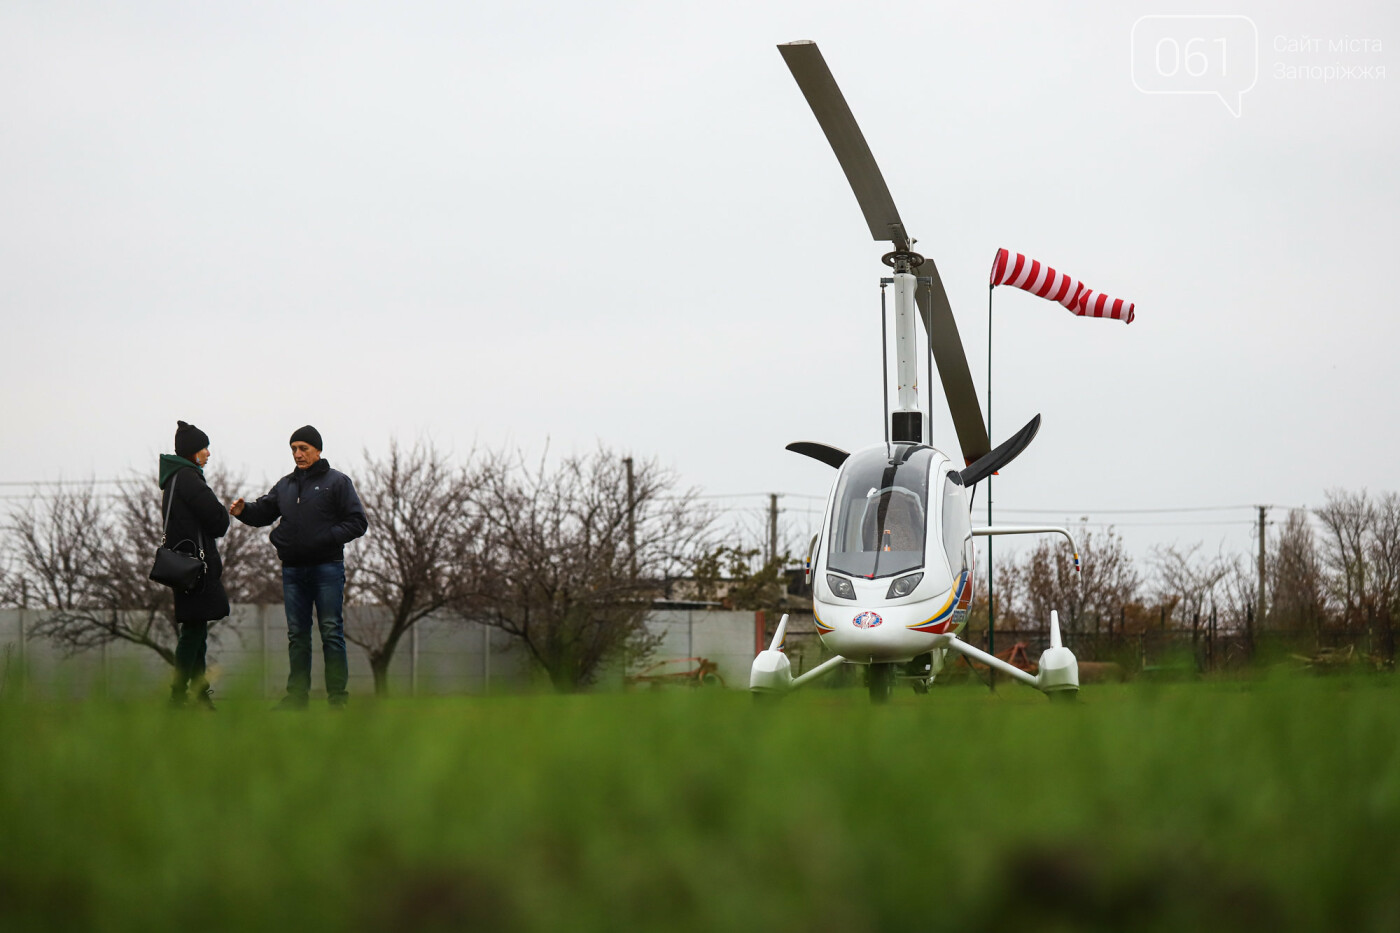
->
[159,420,231,709]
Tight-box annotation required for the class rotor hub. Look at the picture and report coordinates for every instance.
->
[881,250,925,274]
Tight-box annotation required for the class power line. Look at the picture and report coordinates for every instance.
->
[659,492,827,502]
[0,480,1359,527]
[1028,520,1260,528]
[992,504,1265,515]
[0,479,126,487]
[0,492,128,502]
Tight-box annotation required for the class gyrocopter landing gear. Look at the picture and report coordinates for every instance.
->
[751,612,1079,703]
[749,615,845,703]
[905,651,936,695]
[866,663,895,704]
[1037,611,1080,702]
[944,610,1080,701]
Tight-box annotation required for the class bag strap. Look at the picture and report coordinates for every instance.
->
[161,472,206,559]
[161,472,179,545]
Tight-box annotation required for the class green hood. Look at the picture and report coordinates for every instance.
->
[158,454,203,489]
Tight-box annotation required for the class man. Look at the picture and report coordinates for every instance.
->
[231,426,368,709]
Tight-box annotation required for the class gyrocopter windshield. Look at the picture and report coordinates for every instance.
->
[827,445,935,580]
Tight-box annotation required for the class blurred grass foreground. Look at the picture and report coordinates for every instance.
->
[2,679,1399,932]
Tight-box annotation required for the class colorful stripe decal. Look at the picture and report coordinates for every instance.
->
[954,568,973,612]
[813,612,833,633]
[907,571,970,634]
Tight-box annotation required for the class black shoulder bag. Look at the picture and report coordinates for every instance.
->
[149,473,206,593]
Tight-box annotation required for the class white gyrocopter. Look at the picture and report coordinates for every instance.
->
[750,41,1082,703]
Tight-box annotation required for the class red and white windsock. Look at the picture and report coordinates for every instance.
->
[989,248,1135,324]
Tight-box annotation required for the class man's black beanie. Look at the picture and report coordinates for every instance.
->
[290,425,323,451]
[175,421,210,460]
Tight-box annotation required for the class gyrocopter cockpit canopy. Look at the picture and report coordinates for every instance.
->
[827,444,942,582]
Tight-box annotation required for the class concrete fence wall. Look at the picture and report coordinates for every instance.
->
[0,606,762,698]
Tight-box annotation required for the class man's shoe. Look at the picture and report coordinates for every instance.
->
[272,695,308,712]
[194,689,217,711]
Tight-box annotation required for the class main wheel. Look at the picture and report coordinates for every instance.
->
[867,663,895,704]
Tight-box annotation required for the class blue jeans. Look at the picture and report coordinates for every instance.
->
[282,562,348,704]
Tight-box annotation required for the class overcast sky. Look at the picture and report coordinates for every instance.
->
[2,0,1395,567]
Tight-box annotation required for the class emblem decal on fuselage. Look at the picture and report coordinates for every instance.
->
[853,611,883,629]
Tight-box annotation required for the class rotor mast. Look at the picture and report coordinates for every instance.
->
[777,39,993,461]
[887,251,925,444]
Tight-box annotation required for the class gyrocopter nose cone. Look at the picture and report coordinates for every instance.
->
[851,610,884,630]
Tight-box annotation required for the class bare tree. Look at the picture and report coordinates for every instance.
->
[345,439,479,695]
[1311,489,1400,661]
[4,483,108,611]
[8,479,179,663]
[689,545,792,612]
[959,558,1026,648]
[1316,489,1375,636]
[458,446,715,692]
[1222,554,1259,635]
[1020,524,1140,636]
[1152,543,1234,632]
[1367,492,1400,662]
[211,471,283,605]
[1267,509,1328,635]
[4,470,276,666]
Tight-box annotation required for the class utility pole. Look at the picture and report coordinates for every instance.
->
[769,494,782,609]
[1257,505,1268,633]
[987,464,996,690]
[482,624,491,693]
[17,579,27,699]
[261,604,271,698]
[768,494,779,565]
[986,285,995,690]
[624,457,637,581]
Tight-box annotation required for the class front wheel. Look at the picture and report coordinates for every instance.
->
[867,663,895,704]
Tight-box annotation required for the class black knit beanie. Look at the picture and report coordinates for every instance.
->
[289,425,323,451]
[174,421,210,460]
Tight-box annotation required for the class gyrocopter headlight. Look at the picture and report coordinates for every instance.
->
[826,574,856,600]
[885,572,923,599]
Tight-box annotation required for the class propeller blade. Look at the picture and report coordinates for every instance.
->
[777,41,909,249]
[915,262,991,462]
[786,441,849,469]
[958,413,1041,487]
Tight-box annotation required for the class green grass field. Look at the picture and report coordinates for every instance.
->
[2,676,1398,932]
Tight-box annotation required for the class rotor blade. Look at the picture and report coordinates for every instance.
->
[915,260,991,462]
[958,414,1041,487]
[785,441,849,469]
[777,41,909,249]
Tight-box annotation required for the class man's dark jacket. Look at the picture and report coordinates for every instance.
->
[158,455,231,623]
[236,459,368,566]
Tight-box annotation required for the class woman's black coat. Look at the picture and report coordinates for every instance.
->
[160,463,231,623]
